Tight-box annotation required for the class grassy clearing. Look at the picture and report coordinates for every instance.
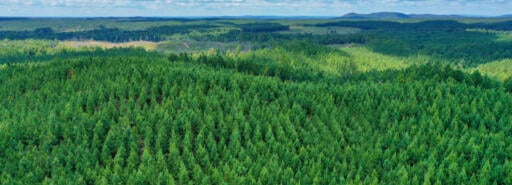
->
[475,59,512,80]
[236,46,352,76]
[338,46,419,71]
[497,32,512,42]
[157,40,253,53]
[233,45,414,77]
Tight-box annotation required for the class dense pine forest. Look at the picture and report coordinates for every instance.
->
[1,17,512,184]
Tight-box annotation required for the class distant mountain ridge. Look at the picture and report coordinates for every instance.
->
[343,12,409,19]
[341,12,466,19]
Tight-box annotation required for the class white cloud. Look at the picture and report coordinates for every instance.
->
[0,0,510,16]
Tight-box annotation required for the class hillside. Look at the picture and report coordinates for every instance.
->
[1,44,512,184]
[341,12,464,19]
[1,18,512,185]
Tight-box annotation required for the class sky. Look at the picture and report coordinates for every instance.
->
[1,0,511,17]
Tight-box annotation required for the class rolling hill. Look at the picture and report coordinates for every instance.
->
[341,12,464,19]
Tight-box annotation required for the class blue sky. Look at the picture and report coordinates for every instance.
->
[2,0,511,17]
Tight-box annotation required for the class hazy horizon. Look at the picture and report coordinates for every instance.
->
[2,0,511,17]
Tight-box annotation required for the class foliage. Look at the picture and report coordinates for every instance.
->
[475,59,512,81]
[238,23,290,32]
[0,40,151,64]
[505,76,512,92]
[316,20,512,66]
[1,48,511,185]
[0,25,217,42]
[1,18,512,185]
[316,20,512,31]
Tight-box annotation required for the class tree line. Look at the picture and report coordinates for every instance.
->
[0,25,217,42]
[316,20,512,31]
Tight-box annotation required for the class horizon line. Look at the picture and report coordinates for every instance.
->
[0,12,510,19]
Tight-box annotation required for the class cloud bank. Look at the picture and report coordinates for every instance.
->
[2,0,511,16]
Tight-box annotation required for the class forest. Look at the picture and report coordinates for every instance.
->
[1,17,512,185]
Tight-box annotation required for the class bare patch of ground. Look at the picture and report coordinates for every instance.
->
[59,40,158,50]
